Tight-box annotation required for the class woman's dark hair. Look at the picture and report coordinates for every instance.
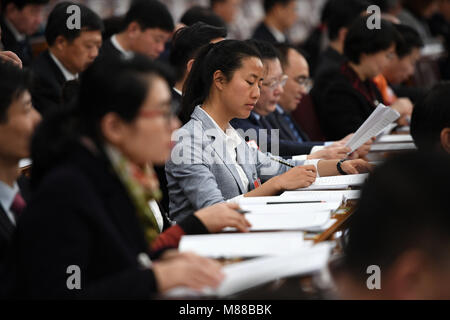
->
[410,82,450,151]
[179,40,261,124]
[30,55,173,188]
[344,16,400,64]
[344,151,450,281]
[394,24,424,58]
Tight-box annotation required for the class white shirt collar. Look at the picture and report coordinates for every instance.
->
[275,104,285,115]
[0,181,19,225]
[111,35,134,59]
[49,51,78,81]
[267,25,286,43]
[173,87,182,97]
[253,112,261,121]
[3,18,26,42]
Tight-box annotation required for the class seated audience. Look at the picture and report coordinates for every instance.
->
[210,0,241,27]
[180,5,227,29]
[0,0,49,67]
[398,0,440,43]
[336,151,450,299]
[167,40,372,221]
[410,82,450,153]
[3,55,250,299]
[0,62,41,262]
[101,0,174,61]
[31,1,103,118]
[373,23,425,110]
[312,17,409,140]
[251,0,297,44]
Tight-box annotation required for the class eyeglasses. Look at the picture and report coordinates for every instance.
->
[139,107,175,123]
[293,76,313,92]
[262,75,288,90]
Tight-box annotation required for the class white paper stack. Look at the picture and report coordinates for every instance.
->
[376,134,413,143]
[280,189,361,201]
[166,243,332,298]
[296,174,369,191]
[179,232,309,258]
[239,202,342,213]
[345,104,400,153]
[370,142,416,152]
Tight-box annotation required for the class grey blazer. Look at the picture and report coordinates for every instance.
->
[166,106,305,221]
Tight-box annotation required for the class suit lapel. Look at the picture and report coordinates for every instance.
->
[0,205,15,240]
[194,107,248,194]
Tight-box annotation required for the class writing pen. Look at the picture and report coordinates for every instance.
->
[270,157,295,168]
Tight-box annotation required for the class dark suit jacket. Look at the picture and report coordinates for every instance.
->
[100,37,125,60]
[314,46,346,79]
[231,112,318,157]
[251,22,279,44]
[266,108,323,151]
[311,64,383,140]
[0,17,33,67]
[31,50,67,117]
[4,143,205,299]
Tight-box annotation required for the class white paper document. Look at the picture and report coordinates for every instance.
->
[239,202,342,214]
[345,104,400,152]
[19,158,32,168]
[370,143,417,152]
[166,243,332,298]
[280,190,361,201]
[376,134,413,143]
[240,210,331,231]
[179,232,308,258]
[297,174,369,191]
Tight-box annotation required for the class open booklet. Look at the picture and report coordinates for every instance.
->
[345,104,400,153]
[179,232,310,258]
[166,242,332,298]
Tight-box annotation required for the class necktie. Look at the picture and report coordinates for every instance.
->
[10,192,26,221]
[282,114,303,143]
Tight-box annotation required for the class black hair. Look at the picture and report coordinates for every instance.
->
[274,43,301,68]
[102,15,125,39]
[344,151,450,281]
[179,40,262,124]
[30,54,173,188]
[0,62,32,123]
[124,0,174,33]
[402,0,438,18]
[245,39,280,61]
[323,0,370,41]
[170,22,227,83]
[1,0,49,12]
[210,0,226,6]
[410,82,450,151]
[179,5,227,29]
[263,0,294,13]
[370,0,400,12]
[344,16,399,64]
[394,23,424,58]
[45,1,104,46]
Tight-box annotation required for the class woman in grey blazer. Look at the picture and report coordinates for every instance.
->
[166,40,371,221]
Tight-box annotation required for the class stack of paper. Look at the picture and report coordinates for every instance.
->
[376,134,413,143]
[296,174,369,191]
[280,190,361,201]
[345,104,400,153]
[239,201,342,213]
[166,243,332,298]
[179,232,309,258]
[370,142,416,152]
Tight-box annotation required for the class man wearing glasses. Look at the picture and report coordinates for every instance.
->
[231,40,352,160]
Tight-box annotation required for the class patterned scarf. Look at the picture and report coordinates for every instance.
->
[105,144,162,245]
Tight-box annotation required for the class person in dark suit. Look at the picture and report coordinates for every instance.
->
[0,0,49,67]
[313,0,369,79]
[31,2,103,118]
[335,151,450,299]
[311,17,401,140]
[232,39,351,159]
[0,62,41,263]
[170,22,227,115]
[2,55,249,299]
[251,0,297,44]
[101,0,174,61]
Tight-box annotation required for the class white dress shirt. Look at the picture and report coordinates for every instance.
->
[49,51,78,81]
[0,181,19,225]
[111,35,134,59]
